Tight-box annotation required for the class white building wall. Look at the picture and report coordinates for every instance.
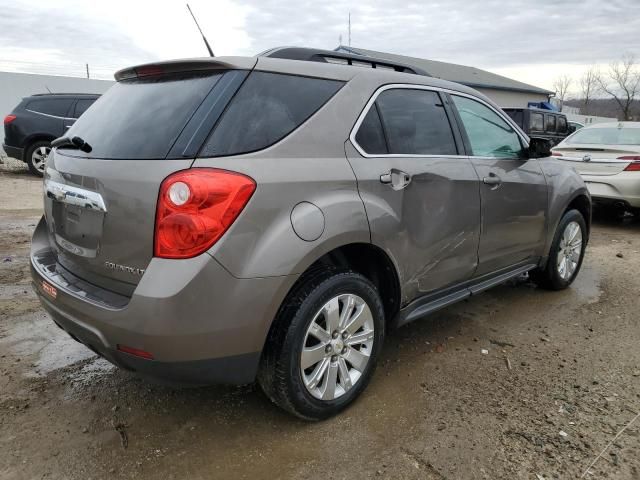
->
[475,88,549,108]
[1,71,114,157]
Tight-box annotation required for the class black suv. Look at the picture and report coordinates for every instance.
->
[502,108,570,147]
[3,93,100,176]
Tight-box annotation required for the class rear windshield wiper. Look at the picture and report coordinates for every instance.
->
[51,136,92,153]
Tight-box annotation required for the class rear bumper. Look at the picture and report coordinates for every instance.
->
[2,143,24,161]
[582,173,640,208]
[30,217,298,385]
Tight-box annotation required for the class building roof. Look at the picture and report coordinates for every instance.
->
[335,46,554,96]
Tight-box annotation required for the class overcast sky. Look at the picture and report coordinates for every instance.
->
[1,0,638,93]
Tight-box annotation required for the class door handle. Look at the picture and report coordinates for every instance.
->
[483,173,502,189]
[380,169,412,191]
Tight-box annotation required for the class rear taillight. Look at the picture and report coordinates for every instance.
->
[3,114,16,125]
[154,169,256,259]
[552,152,563,157]
[623,161,640,171]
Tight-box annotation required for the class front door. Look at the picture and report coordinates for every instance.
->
[346,87,481,303]
[449,94,548,275]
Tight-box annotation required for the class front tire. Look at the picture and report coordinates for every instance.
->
[531,209,587,290]
[258,270,385,420]
[26,140,51,177]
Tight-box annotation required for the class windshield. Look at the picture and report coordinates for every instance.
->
[64,72,223,159]
[567,126,640,145]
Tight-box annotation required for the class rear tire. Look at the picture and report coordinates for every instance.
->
[26,140,51,177]
[258,270,385,420]
[531,209,587,290]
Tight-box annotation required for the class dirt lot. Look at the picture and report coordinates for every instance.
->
[1,164,639,480]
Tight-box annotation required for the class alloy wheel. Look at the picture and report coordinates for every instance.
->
[557,221,583,280]
[31,146,51,173]
[301,294,375,400]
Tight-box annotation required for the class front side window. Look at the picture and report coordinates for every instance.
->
[371,89,457,155]
[201,72,344,157]
[530,113,544,132]
[451,95,524,158]
[546,115,557,132]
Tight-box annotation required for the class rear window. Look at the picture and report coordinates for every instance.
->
[27,98,73,117]
[65,72,223,159]
[530,113,544,132]
[200,72,344,157]
[567,127,640,145]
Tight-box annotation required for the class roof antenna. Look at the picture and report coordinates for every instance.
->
[186,3,214,57]
[45,85,52,93]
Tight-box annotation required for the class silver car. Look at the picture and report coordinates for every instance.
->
[552,121,640,215]
[30,47,590,419]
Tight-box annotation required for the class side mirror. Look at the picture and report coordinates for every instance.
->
[528,137,552,158]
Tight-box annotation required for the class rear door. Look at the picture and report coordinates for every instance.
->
[42,67,250,296]
[449,94,548,275]
[346,86,481,301]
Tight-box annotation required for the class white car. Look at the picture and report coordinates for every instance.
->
[552,122,640,214]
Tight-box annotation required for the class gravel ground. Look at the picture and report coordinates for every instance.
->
[1,166,639,480]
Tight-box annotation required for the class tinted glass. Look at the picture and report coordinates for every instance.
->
[201,72,343,157]
[73,99,95,118]
[567,127,640,145]
[530,113,544,131]
[27,98,73,117]
[504,109,524,128]
[355,105,388,154]
[66,72,221,159]
[557,116,568,133]
[374,89,457,155]
[452,95,524,158]
[546,115,556,132]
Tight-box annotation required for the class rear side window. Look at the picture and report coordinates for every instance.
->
[546,115,556,132]
[27,98,73,117]
[557,116,568,133]
[73,98,96,118]
[200,72,344,157]
[372,89,457,155]
[66,72,222,159]
[530,113,544,132]
[354,105,388,154]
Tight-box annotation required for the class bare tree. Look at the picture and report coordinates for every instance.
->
[553,75,572,110]
[597,54,640,120]
[579,66,600,115]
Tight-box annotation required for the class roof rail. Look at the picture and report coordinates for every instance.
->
[259,47,431,77]
[31,93,101,97]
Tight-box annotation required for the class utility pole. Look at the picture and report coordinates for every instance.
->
[85,63,89,79]
[348,12,351,47]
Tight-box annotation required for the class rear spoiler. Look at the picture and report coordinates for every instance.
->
[114,57,257,81]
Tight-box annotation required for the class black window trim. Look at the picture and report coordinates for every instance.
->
[350,84,528,159]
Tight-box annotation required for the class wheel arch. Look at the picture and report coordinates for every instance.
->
[22,134,56,161]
